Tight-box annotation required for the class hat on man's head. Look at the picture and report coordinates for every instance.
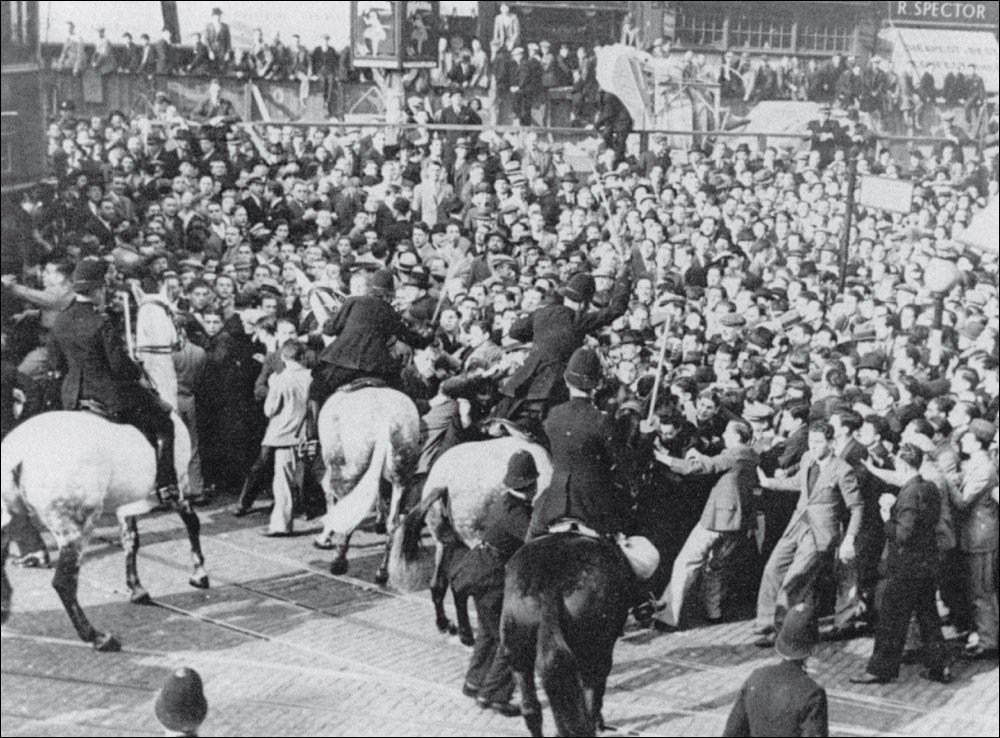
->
[560,273,596,304]
[72,258,108,292]
[775,603,819,661]
[504,450,540,491]
[371,268,396,296]
[564,347,603,391]
[154,667,208,736]
[969,419,997,445]
[404,265,431,290]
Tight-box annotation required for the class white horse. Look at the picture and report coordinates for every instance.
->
[313,387,421,583]
[136,293,179,410]
[389,434,552,645]
[0,411,208,652]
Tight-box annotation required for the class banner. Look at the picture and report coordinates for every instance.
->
[858,176,915,214]
[880,26,1000,93]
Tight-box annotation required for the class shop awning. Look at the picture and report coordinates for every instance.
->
[879,26,1000,93]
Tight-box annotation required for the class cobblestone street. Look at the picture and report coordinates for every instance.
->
[1,504,996,737]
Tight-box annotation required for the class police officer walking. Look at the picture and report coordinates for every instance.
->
[455,450,538,717]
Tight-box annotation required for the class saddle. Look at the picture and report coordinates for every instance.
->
[338,377,389,394]
[547,518,602,539]
[546,519,660,581]
[79,399,115,421]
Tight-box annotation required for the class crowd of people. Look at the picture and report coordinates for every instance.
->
[51,3,992,135]
[2,50,999,727]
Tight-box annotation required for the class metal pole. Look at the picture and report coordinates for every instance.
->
[838,150,859,294]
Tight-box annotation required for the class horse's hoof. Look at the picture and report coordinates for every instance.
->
[373,568,389,586]
[130,587,152,606]
[439,621,457,636]
[330,558,349,576]
[189,575,210,590]
[459,631,476,648]
[93,633,121,652]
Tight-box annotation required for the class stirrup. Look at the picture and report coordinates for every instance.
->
[156,484,180,505]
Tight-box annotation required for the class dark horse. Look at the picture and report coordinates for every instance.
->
[502,533,636,737]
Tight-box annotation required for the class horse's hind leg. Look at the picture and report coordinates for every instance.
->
[52,540,119,652]
[175,500,209,589]
[374,480,402,586]
[513,669,544,738]
[432,542,457,635]
[1,522,12,624]
[330,531,353,575]
[120,516,150,605]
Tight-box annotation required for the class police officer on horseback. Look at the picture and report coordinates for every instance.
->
[526,347,634,541]
[47,258,179,497]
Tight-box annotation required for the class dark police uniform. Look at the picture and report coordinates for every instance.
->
[48,297,177,489]
[311,294,430,404]
[456,492,532,705]
[527,397,633,540]
[723,659,829,737]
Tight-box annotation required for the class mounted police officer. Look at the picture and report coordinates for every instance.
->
[526,347,633,541]
[47,258,179,497]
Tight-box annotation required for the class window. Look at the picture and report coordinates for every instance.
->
[798,20,853,54]
[675,6,725,48]
[730,12,793,51]
[1,1,37,66]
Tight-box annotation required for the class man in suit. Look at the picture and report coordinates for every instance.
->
[241,175,270,228]
[312,35,340,115]
[652,419,759,631]
[205,7,232,74]
[153,28,175,76]
[755,420,862,645]
[136,33,155,75]
[526,347,634,541]
[953,419,999,660]
[411,160,454,227]
[185,32,211,75]
[723,603,828,737]
[118,32,142,73]
[828,410,883,640]
[495,270,629,426]
[47,259,178,496]
[311,269,431,407]
[850,444,951,685]
[510,46,545,127]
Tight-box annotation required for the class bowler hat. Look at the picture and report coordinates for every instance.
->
[504,450,539,491]
[72,258,108,291]
[404,266,431,290]
[564,347,602,391]
[775,603,819,661]
[154,667,208,735]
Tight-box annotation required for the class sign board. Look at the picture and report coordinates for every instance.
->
[879,26,1000,93]
[888,1,999,27]
[351,1,441,70]
[858,176,915,214]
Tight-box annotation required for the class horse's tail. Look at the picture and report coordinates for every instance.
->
[538,590,593,738]
[389,487,446,592]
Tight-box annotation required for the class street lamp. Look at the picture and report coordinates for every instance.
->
[924,257,961,330]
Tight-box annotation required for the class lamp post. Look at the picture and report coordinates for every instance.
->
[924,257,961,331]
